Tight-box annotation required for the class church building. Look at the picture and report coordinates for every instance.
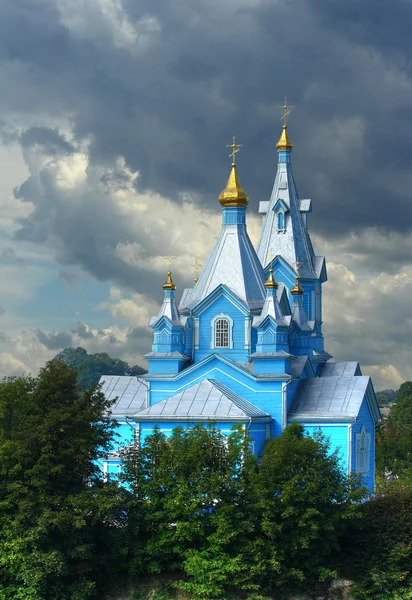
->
[100,115,380,490]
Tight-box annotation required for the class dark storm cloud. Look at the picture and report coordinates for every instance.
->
[2,0,412,283]
[36,329,73,350]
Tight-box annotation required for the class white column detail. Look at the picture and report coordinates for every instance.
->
[244,316,251,349]
[194,317,200,349]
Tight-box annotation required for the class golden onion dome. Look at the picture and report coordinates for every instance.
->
[163,271,176,291]
[291,274,304,295]
[218,162,248,208]
[264,267,278,289]
[276,124,293,151]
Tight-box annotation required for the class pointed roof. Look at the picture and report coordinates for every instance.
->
[133,378,271,420]
[257,127,326,282]
[150,274,183,327]
[252,286,290,328]
[184,162,266,311]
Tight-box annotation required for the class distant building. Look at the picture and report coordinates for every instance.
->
[100,121,380,490]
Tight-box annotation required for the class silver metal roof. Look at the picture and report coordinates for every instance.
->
[99,375,147,416]
[150,290,183,328]
[182,218,267,311]
[289,376,371,420]
[143,351,190,360]
[257,157,326,281]
[319,362,361,377]
[133,378,271,421]
[252,290,290,328]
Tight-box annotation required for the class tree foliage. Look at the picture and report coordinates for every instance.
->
[55,346,146,390]
[340,486,412,600]
[0,360,131,600]
[376,388,396,406]
[121,422,366,599]
[376,381,412,477]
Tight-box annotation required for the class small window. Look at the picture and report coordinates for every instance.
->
[277,212,285,231]
[356,425,371,475]
[215,318,229,348]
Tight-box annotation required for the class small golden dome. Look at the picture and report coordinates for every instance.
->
[218,163,248,208]
[276,125,293,151]
[163,271,176,291]
[291,275,304,295]
[264,267,278,289]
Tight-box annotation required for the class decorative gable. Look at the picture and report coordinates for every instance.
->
[273,198,289,214]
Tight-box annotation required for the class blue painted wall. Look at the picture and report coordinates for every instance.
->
[303,424,350,473]
[147,356,285,437]
[351,397,375,490]
[195,295,249,363]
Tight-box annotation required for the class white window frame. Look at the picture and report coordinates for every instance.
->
[356,425,371,475]
[210,314,234,349]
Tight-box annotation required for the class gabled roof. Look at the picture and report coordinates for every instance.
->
[133,378,272,421]
[99,375,147,416]
[319,361,361,377]
[183,218,266,311]
[289,376,372,421]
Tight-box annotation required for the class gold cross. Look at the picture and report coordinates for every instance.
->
[268,252,275,269]
[277,96,294,127]
[226,135,243,165]
[163,256,176,267]
[191,258,203,283]
[295,260,303,275]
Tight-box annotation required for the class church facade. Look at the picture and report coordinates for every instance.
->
[100,121,380,490]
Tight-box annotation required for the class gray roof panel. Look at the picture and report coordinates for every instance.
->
[134,378,272,421]
[100,375,147,416]
[319,362,361,377]
[289,376,371,420]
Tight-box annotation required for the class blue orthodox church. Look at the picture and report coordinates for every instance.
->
[100,119,380,490]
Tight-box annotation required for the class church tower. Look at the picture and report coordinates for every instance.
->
[257,101,327,357]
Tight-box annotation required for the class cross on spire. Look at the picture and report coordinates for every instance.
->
[277,96,294,127]
[191,258,203,284]
[163,256,176,267]
[226,136,242,165]
[295,260,303,275]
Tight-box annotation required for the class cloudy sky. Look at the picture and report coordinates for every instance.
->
[1,0,412,389]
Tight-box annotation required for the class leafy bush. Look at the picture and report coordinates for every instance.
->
[339,486,412,600]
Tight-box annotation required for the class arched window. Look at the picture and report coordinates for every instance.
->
[356,425,371,475]
[215,318,229,348]
[277,211,285,232]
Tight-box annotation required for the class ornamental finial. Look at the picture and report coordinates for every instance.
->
[291,261,304,295]
[218,136,248,208]
[276,96,294,151]
[264,267,279,289]
[163,271,176,291]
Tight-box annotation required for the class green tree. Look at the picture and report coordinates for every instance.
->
[0,360,134,600]
[376,388,396,406]
[121,424,260,598]
[340,486,412,600]
[376,381,412,477]
[56,346,146,390]
[251,423,366,594]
